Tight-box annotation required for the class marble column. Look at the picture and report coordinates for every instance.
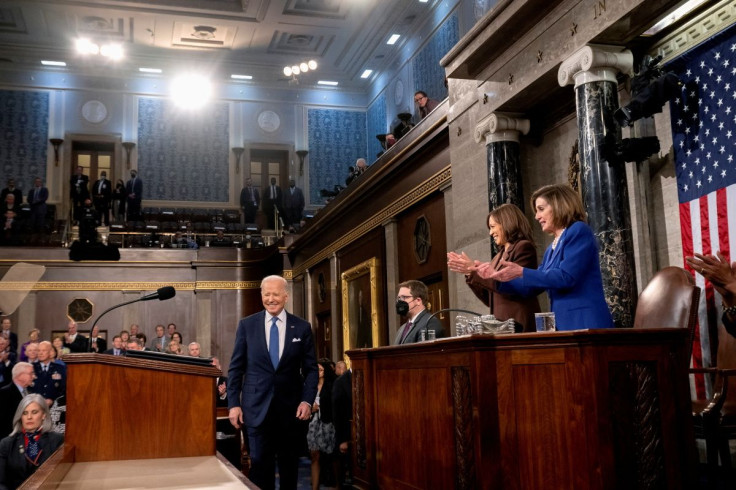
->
[474,112,529,257]
[558,45,637,327]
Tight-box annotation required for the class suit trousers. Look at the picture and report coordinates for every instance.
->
[246,401,306,490]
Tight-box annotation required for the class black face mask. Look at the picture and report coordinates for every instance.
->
[395,299,409,316]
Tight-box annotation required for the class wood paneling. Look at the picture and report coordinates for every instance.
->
[349,329,696,489]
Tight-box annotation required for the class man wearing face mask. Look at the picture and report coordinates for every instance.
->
[282,178,304,228]
[394,280,444,345]
[125,169,143,222]
[92,171,112,226]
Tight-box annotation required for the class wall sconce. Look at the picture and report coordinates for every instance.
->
[122,142,136,169]
[49,138,63,167]
[232,147,244,174]
[296,150,308,176]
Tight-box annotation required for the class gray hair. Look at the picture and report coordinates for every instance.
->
[260,275,287,290]
[11,393,54,435]
[11,361,33,379]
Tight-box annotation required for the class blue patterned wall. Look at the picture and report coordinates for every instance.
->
[138,98,230,203]
[412,12,459,103]
[366,94,387,163]
[0,90,49,192]
[307,108,367,204]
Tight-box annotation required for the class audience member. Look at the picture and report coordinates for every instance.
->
[227,275,318,490]
[104,336,124,356]
[188,342,201,357]
[167,340,181,355]
[112,179,127,222]
[0,394,64,489]
[92,171,112,226]
[88,325,106,353]
[0,179,22,206]
[0,318,17,354]
[149,324,168,352]
[136,333,148,349]
[211,230,231,247]
[282,179,305,228]
[24,343,39,365]
[119,330,130,347]
[27,177,49,233]
[63,320,87,353]
[0,362,35,437]
[240,178,260,224]
[19,329,40,362]
[129,324,140,338]
[51,337,68,360]
[31,342,66,406]
[70,166,90,224]
[414,90,439,119]
[307,358,337,490]
[687,251,736,336]
[394,280,445,344]
[345,158,367,186]
[170,331,183,345]
[212,357,227,406]
[126,337,142,352]
[334,360,346,377]
[0,338,13,388]
[263,177,283,229]
[1,194,23,244]
[125,169,143,222]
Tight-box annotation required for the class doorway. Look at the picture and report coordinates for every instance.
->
[72,141,115,184]
[248,149,289,192]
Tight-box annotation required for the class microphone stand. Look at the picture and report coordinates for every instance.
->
[90,296,146,338]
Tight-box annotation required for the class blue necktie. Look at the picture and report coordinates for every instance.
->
[269,317,279,369]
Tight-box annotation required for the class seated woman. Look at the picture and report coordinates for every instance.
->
[478,184,613,331]
[447,204,541,332]
[0,394,64,489]
[19,330,40,363]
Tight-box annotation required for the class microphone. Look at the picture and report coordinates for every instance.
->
[88,286,177,349]
[140,286,176,302]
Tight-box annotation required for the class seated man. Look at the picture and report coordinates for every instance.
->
[31,341,66,406]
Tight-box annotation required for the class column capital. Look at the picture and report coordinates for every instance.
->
[474,112,529,145]
[558,44,633,89]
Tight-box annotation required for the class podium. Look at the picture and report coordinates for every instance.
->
[347,328,696,489]
[20,353,255,489]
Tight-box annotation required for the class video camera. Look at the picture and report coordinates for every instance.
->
[614,55,682,127]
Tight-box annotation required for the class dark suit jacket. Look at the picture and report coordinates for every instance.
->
[0,189,22,206]
[103,348,124,356]
[88,337,106,353]
[31,362,66,402]
[26,187,48,218]
[499,221,614,331]
[239,186,260,209]
[126,177,143,203]
[92,179,112,203]
[466,240,541,332]
[69,174,90,201]
[394,309,445,345]
[282,187,304,212]
[263,185,282,209]
[0,384,22,438]
[64,334,88,353]
[0,431,64,489]
[227,310,318,428]
[331,370,352,446]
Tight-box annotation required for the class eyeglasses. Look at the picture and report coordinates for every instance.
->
[397,295,414,301]
[414,96,426,103]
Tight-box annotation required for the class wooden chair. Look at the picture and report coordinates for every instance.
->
[691,322,736,469]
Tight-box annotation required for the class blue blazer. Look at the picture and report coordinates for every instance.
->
[498,221,613,331]
[227,310,318,428]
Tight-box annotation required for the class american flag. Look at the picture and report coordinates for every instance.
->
[668,26,736,399]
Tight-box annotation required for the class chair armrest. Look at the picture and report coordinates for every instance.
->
[690,367,718,374]
[700,368,736,416]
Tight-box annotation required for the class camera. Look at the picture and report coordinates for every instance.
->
[614,55,682,127]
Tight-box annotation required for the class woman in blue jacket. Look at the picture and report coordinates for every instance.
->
[477,184,613,331]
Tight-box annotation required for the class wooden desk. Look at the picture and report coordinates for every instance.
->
[347,328,696,489]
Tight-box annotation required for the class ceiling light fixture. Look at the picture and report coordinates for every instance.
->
[231,74,253,80]
[75,38,124,60]
[387,34,401,45]
[318,80,338,86]
[41,60,66,66]
[170,74,212,109]
[284,59,317,78]
[360,69,373,79]
[139,67,162,73]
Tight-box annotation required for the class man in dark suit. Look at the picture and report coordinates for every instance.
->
[88,325,106,353]
[0,317,17,354]
[103,335,124,356]
[70,166,90,223]
[92,171,112,226]
[0,179,22,205]
[31,341,66,405]
[0,362,35,437]
[125,169,143,222]
[240,177,260,224]
[262,177,282,229]
[27,177,49,232]
[63,320,88,353]
[1,193,23,244]
[282,178,305,228]
[227,275,318,490]
[394,279,445,344]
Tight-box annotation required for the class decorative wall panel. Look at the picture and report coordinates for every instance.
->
[366,93,386,162]
[307,108,366,204]
[137,97,230,203]
[0,90,49,190]
[412,12,459,103]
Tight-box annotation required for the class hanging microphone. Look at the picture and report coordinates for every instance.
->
[140,286,176,302]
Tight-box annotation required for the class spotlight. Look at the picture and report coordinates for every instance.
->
[284,66,292,77]
[614,55,682,127]
[170,74,212,109]
[292,65,300,75]
[300,62,309,72]
[308,60,317,70]
[76,38,99,55]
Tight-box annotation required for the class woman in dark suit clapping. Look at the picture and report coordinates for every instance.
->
[448,204,541,332]
[0,394,64,490]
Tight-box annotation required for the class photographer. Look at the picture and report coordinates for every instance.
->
[79,199,98,244]
[345,158,367,186]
